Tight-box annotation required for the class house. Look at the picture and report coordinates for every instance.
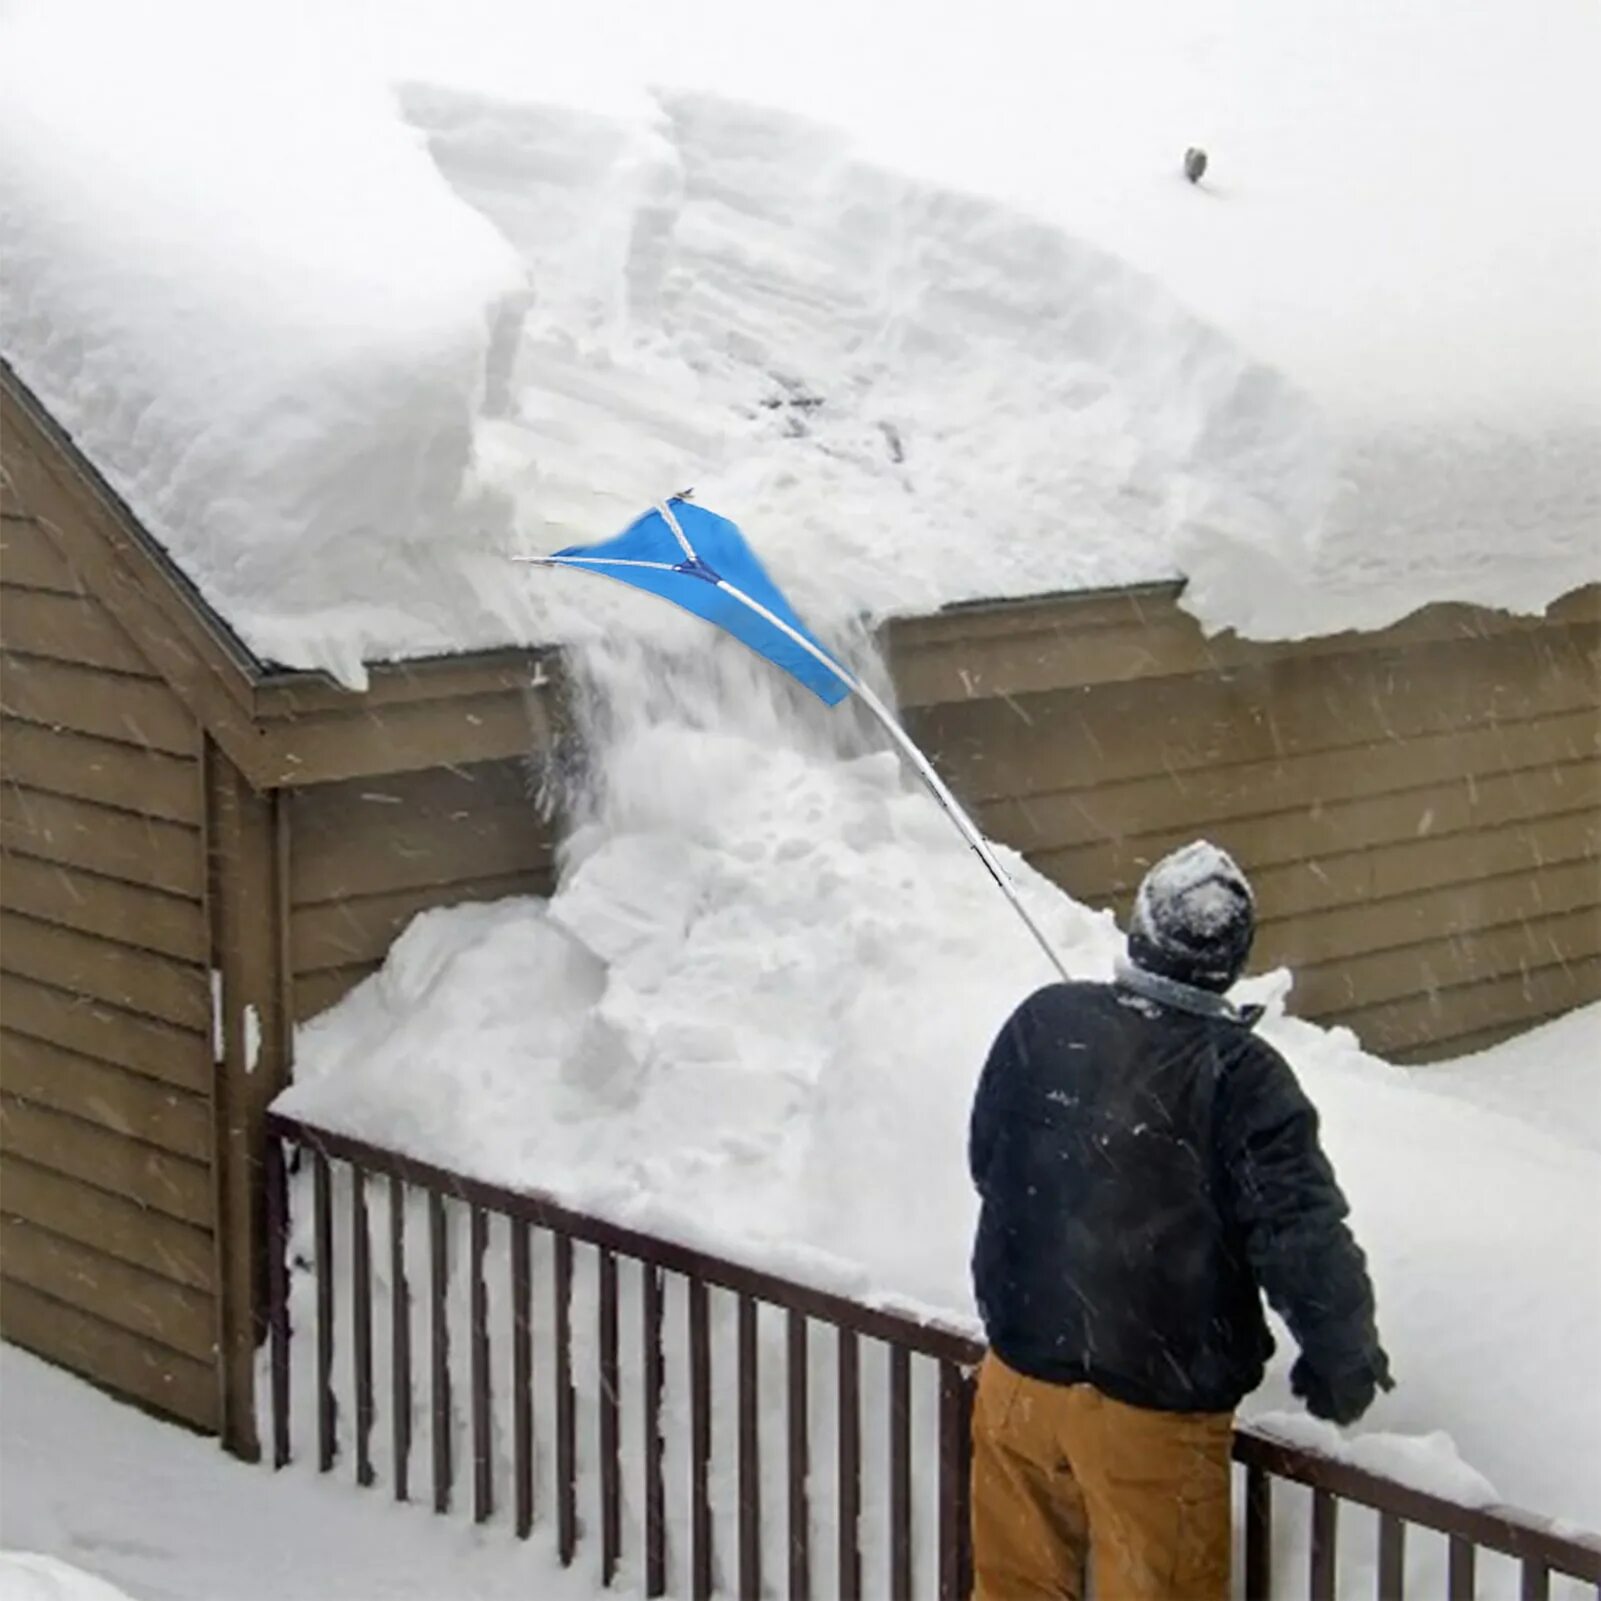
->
[3,356,1597,1446]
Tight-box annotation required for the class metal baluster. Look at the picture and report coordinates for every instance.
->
[1311,1489,1339,1601]
[313,1149,335,1473]
[1378,1512,1405,1599]
[837,1328,861,1601]
[787,1310,810,1601]
[690,1276,713,1601]
[511,1218,533,1538]
[351,1166,374,1487]
[389,1175,410,1503]
[265,1132,291,1469]
[470,1205,492,1523]
[555,1231,576,1565]
[738,1295,761,1601]
[1244,1466,1272,1601]
[644,1263,667,1598]
[937,1361,966,1601]
[599,1248,621,1585]
[429,1189,450,1514]
[889,1346,912,1601]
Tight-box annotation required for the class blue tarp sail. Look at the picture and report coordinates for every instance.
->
[548,498,851,705]
[523,495,1069,978]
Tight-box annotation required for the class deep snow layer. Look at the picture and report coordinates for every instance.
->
[2,3,1596,684]
[0,1348,609,1601]
[278,633,1601,1529]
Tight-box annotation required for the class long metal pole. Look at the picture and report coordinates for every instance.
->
[709,576,1070,982]
[520,509,1071,982]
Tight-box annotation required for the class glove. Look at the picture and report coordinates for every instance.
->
[1290,1349,1394,1426]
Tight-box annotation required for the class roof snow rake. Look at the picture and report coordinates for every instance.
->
[516,496,1068,980]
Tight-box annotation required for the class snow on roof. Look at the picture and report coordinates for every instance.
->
[2,2,1596,687]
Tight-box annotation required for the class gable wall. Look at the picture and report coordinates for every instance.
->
[0,513,220,1427]
[891,586,1601,1062]
[285,760,557,1023]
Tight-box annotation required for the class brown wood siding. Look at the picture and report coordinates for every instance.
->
[0,569,220,1430]
[891,586,1601,1063]
[1,516,88,594]
[4,367,560,790]
[287,758,556,1021]
[251,682,552,789]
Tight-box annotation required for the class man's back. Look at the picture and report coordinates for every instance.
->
[971,978,1284,1412]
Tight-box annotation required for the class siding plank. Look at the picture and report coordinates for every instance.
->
[1,586,157,676]
[1249,809,1598,923]
[1,650,198,755]
[0,1153,214,1292]
[0,786,202,898]
[290,763,553,903]
[257,690,551,788]
[913,630,1600,805]
[1001,717,1600,850]
[0,973,211,1093]
[0,909,210,1030]
[1340,954,1601,1060]
[291,870,548,974]
[0,1095,212,1226]
[1293,905,1601,1018]
[0,518,86,594]
[1032,760,1600,903]
[1,851,208,962]
[0,1213,215,1362]
[293,961,379,1024]
[0,1277,217,1430]
[890,600,1598,705]
[1258,856,1601,971]
[0,1028,211,1158]
[0,717,202,824]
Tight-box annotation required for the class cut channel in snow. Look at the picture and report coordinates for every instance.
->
[2,2,1595,686]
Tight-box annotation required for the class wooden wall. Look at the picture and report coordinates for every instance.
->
[287,761,556,1023]
[0,513,220,1428]
[890,584,1601,1063]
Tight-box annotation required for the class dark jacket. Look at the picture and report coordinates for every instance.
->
[970,978,1382,1413]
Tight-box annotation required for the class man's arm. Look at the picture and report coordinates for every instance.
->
[1220,1041,1392,1423]
[970,995,1038,1196]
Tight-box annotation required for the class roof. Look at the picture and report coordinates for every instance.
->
[2,362,557,789]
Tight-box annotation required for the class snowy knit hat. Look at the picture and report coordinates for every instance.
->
[1127,840,1255,992]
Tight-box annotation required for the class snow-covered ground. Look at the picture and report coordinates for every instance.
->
[2,2,1596,684]
[0,1345,610,1601]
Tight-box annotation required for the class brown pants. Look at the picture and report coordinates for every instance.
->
[970,1352,1233,1601]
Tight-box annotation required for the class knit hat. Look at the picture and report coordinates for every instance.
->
[1127,840,1255,992]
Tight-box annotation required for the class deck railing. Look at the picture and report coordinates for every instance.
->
[263,1111,1601,1599]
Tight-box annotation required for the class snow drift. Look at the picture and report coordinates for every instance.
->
[279,630,1601,1529]
[3,3,1595,686]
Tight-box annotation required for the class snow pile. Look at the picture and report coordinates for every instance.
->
[279,629,1601,1530]
[4,2,1596,685]
[1414,1003,1601,1156]
[0,6,529,688]
[283,630,1105,1301]
[0,1553,135,1601]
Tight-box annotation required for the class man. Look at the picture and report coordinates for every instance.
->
[968,840,1391,1601]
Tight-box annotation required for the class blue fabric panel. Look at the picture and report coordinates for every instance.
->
[555,502,852,705]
